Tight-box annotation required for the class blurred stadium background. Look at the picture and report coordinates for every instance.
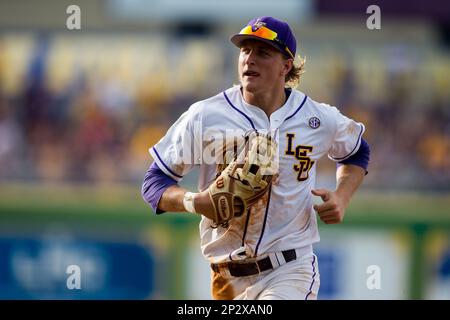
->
[0,0,449,299]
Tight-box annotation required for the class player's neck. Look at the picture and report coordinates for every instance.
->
[242,86,287,117]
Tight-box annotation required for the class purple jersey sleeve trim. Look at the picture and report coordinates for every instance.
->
[151,147,183,179]
[141,161,178,214]
[330,123,364,161]
[337,138,370,175]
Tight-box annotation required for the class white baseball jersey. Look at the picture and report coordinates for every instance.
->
[149,85,365,264]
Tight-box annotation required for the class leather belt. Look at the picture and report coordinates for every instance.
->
[210,249,297,277]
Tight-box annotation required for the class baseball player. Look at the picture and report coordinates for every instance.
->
[142,16,370,300]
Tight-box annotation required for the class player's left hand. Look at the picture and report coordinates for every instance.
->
[311,189,349,224]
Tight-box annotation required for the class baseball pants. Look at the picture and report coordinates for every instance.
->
[211,249,320,300]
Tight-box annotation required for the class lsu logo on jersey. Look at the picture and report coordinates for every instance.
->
[285,133,314,181]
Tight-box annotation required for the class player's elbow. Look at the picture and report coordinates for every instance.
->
[141,162,177,214]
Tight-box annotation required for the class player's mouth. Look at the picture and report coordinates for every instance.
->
[243,70,260,78]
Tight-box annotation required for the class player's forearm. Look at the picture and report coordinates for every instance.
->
[158,186,215,219]
[335,164,365,206]
[158,185,188,212]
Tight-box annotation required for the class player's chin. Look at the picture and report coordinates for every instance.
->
[241,78,261,92]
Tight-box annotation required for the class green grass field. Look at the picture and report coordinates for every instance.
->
[0,183,449,227]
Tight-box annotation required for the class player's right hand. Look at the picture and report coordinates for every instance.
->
[311,188,347,224]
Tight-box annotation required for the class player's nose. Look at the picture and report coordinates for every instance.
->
[243,49,257,65]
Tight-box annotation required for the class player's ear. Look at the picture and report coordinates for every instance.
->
[282,58,293,76]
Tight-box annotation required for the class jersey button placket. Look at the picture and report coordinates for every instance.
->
[270,118,281,130]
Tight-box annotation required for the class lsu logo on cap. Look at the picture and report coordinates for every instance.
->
[252,18,266,32]
[308,117,320,129]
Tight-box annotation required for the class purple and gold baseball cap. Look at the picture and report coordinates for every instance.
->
[230,16,296,59]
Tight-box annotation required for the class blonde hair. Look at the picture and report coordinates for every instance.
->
[285,54,306,88]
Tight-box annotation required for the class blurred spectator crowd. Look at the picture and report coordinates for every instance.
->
[0,30,449,190]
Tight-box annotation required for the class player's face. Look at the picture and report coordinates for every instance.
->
[238,40,290,94]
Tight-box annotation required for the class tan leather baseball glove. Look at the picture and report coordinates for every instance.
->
[208,131,278,227]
